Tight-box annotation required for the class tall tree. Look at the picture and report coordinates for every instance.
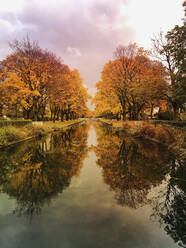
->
[152,2,186,119]
[93,44,168,120]
[0,37,90,120]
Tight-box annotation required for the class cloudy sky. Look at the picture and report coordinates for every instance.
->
[0,0,184,96]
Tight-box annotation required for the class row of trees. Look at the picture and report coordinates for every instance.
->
[0,38,90,121]
[93,1,186,120]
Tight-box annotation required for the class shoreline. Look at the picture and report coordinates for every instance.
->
[0,119,84,149]
[97,118,186,156]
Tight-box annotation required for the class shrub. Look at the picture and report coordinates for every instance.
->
[135,123,184,147]
[158,111,174,120]
[32,126,47,137]
[0,126,28,145]
[0,120,32,128]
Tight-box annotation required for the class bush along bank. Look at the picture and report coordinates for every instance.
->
[98,119,185,154]
[0,120,32,128]
[0,119,83,148]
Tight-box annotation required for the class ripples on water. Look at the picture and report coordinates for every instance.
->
[0,121,185,248]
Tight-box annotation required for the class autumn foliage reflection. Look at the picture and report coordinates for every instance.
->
[152,157,186,248]
[93,123,173,208]
[0,123,89,220]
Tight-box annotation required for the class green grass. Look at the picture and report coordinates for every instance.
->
[32,120,82,134]
[0,126,30,146]
[0,119,83,147]
[0,120,32,127]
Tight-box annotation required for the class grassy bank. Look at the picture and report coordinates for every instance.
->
[0,119,83,148]
[98,119,186,153]
[0,120,32,127]
[149,120,186,128]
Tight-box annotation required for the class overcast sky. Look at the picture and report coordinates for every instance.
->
[0,0,184,96]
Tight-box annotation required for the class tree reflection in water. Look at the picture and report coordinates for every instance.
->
[93,123,186,247]
[93,123,172,208]
[152,157,186,248]
[0,123,89,221]
[0,121,185,246]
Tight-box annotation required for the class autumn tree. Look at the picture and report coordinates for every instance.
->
[92,80,122,119]
[0,38,61,120]
[93,44,168,120]
[152,2,186,119]
[0,37,89,121]
[48,68,90,122]
[64,69,90,120]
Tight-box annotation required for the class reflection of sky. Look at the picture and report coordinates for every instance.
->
[0,194,16,215]
[0,124,179,248]
[87,125,98,147]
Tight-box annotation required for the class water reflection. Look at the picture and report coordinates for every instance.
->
[0,123,89,220]
[0,121,185,248]
[93,122,186,247]
[152,157,186,247]
[93,123,172,208]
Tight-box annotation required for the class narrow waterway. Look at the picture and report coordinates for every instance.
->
[0,121,185,248]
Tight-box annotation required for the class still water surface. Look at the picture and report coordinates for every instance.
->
[0,121,185,248]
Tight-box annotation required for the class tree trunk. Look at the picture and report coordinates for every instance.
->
[24,109,30,119]
[32,97,37,121]
[50,110,53,121]
[53,112,56,122]
[150,104,154,119]
[56,109,60,120]
[172,104,179,120]
[60,110,64,121]
[66,111,69,121]
[0,105,3,117]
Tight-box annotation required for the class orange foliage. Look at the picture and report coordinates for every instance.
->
[135,123,183,146]
[93,43,168,120]
[0,37,90,120]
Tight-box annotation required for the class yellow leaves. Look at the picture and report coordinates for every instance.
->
[47,65,89,116]
[93,83,121,116]
[20,99,31,110]
[0,70,42,110]
[32,90,40,96]
[93,44,168,118]
[0,37,90,119]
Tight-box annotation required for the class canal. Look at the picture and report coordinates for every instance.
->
[0,121,185,248]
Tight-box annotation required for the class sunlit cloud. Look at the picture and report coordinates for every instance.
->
[67,46,82,57]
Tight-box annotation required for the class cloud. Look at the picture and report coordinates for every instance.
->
[0,0,134,92]
[67,46,82,57]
